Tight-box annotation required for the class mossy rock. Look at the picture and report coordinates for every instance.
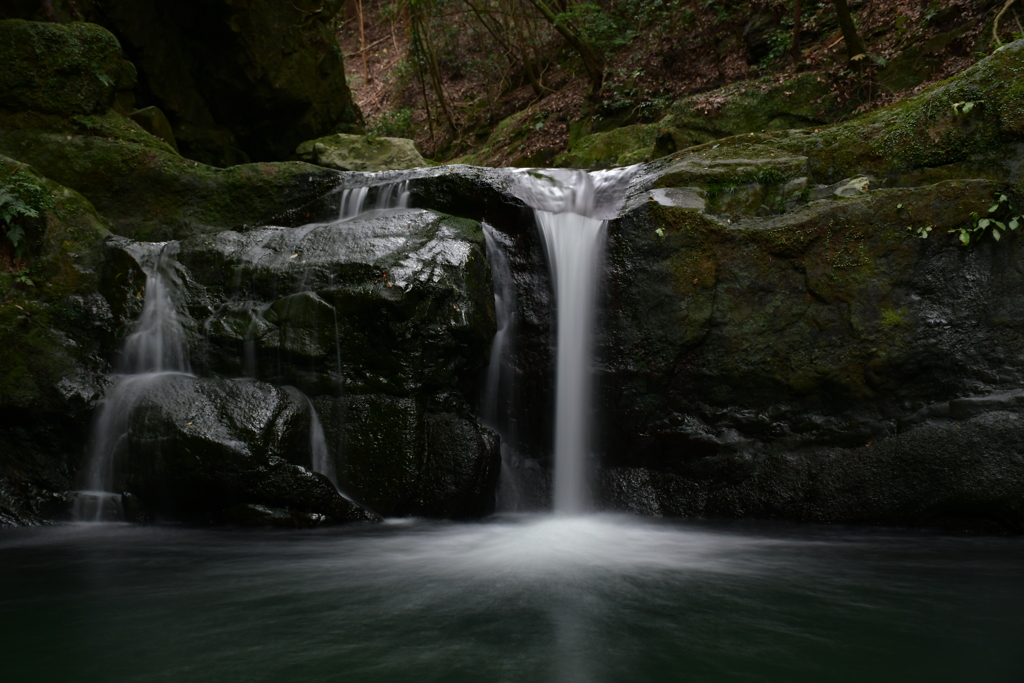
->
[0,19,133,117]
[0,109,344,241]
[296,134,428,172]
[0,155,141,526]
[556,72,837,169]
[769,38,1024,185]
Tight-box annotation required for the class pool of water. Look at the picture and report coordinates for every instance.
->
[2,515,1022,682]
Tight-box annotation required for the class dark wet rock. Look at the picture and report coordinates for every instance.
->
[108,373,375,524]
[600,409,1024,533]
[321,393,499,517]
[168,208,500,518]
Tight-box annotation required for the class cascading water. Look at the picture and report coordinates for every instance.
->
[74,243,192,521]
[337,179,410,220]
[495,167,635,514]
[537,209,605,514]
[481,223,517,431]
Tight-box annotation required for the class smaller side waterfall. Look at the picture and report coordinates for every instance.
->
[338,180,411,220]
[483,224,550,512]
[74,244,192,521]
[482,223,517,429]
[119,244,191,375]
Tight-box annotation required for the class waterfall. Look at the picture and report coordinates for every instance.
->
[537,210,605,514]
[501,167,636,514]
[482,223,516,430]
[337,180,410,220]
[74,243,191,521]
[483,223,547,512]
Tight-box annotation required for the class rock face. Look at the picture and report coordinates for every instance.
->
[583,42,1024,532]
[0,4,364,166]
[171,208,501,518]
[3,20,1024,531]
[91,0,365,165]
[0,155,123,526]
[297,134,428,173]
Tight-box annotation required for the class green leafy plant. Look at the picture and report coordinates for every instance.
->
[0,170,50,262]
[951,100,982,115]
[12,269,34,287]
[907,224,933,238]
[369,107,415,138]
[953,193,1021,245]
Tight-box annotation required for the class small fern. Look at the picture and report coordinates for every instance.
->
[0,170,50,260]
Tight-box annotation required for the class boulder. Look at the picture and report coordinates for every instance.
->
[0,19,135,117]
[297,134,428,172]
[107,374,376,525]
[172,208,501,517]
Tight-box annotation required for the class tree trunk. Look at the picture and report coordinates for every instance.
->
[832,0,867,62]
[524,0,604,93]
[792,0,802,65]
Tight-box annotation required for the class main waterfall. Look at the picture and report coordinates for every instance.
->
[503,168,635,514]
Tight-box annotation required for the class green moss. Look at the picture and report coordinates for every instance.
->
[881,308,906,327]
[0,155,115,418]
[0,20,129,117]
[0,109,341,240]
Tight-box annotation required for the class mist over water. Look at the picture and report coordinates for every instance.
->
[2,517,1022,683]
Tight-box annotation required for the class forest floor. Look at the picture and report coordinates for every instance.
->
[337,0,1010,165]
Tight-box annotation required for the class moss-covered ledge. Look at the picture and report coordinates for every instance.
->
[0,110,344,241]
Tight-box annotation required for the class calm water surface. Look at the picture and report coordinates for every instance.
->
[2,515,1022,682]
